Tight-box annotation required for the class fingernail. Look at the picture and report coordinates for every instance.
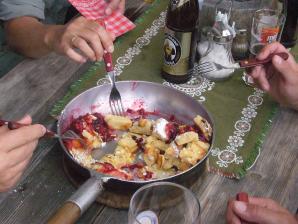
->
[40,125,47,135]
[235,201,247,213]
[108,45,114,53]
[98,57,103,61]
[105,8,112,15]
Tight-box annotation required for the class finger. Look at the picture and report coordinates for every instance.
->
[249,197,290,213]
[109,31,116,41]
[0,157,31,184]
[65,47,87,63]
[78,26,104,61]
[97,30,114,53]
[9,157,31,176]
[118,0,125,14]
[0,115,32,135]
[250,66,269,91]
[233,201,291,224]
[6,141,36,167]
[0,124,45,152]
[72,36,96,61]
[106,0,121,15]
[271,55,297,82]
[250,65,264,79]
[0,125,8,135]
[250,66,270,91]
[0,172,23,192]
[88,21,114,53]
[226,199,241,224]
[17,114,32,125]
[257,42,288,60]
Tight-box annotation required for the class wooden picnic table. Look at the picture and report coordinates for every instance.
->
[0,1,297,223]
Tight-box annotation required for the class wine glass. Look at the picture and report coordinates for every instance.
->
[128,182,201,224]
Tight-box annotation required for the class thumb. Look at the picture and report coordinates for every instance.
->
[233,201,288,224]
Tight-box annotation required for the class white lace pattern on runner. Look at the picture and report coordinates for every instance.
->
[210,88,264,168]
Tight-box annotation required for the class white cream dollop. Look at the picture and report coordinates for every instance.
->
[153,118,169,141]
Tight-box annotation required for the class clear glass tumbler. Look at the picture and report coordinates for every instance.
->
[128,182,201,224]
[250,8,285,55]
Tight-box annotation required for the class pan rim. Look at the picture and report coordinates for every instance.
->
[57,80,215,184]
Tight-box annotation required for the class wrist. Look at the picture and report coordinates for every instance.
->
[44,25,64,51]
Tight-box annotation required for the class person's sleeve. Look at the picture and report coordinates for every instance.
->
[0,0,45,21]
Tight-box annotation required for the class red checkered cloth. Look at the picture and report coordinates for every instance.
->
[68,0,135,37]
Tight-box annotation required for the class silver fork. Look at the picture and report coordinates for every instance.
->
[103,51,125,116]
[197,61,240,75]
[2,119,86,145]
[62,130,82,141]
[197,52,290,75]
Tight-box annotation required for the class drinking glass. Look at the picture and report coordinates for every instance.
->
[128,182,201,224]
[243,8,285,86]
[250,8,285,55]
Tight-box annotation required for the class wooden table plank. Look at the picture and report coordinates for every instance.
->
[196,108,298,223]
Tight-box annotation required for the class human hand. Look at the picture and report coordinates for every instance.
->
[226,196,298,224]
[105,0,126,15]
[0,115,46,192]
[45,16,115,63]
[249,42,298,110]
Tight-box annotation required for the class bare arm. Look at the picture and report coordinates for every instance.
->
[4,16,115,63]
[3,0,126,62]
[4,16,62,58]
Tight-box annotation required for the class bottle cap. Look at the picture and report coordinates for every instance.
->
[135,210,158,224]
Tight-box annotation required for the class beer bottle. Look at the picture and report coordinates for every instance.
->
[281,0,298,48]
[162,0,199,84]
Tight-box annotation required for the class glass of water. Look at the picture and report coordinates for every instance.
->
[128,182,201,224]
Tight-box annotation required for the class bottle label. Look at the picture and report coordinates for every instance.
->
[171,0,179,7]
[261,27,279,43]
[163,28,192,76]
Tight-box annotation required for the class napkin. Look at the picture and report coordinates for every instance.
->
[68,0,136,37]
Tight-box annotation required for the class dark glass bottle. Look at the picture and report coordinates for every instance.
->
[281,0,298,48]
[162,0,199,84]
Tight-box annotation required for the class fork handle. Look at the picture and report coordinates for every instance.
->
[239,52,289,68]
[1,120,56,138]
[103,51,113,72]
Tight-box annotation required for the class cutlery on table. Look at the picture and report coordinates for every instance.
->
[103,51,125,116]
[90,51,126,161]
[0,119,84,143]
[197,52,289,75]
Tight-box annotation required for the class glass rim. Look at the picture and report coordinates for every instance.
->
[129,181,201,223]
[253,8,285,25]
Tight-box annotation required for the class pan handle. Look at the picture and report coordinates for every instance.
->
[47,176,105,224]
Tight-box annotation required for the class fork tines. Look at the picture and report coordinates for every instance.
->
[109,88,125,116]
[196,62,216,74]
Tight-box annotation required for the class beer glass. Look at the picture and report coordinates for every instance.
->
[243,8,285,86]
[250,9,285,55]
[128,182,201,224]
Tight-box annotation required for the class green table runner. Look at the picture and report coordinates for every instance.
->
[50,0,297,179]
